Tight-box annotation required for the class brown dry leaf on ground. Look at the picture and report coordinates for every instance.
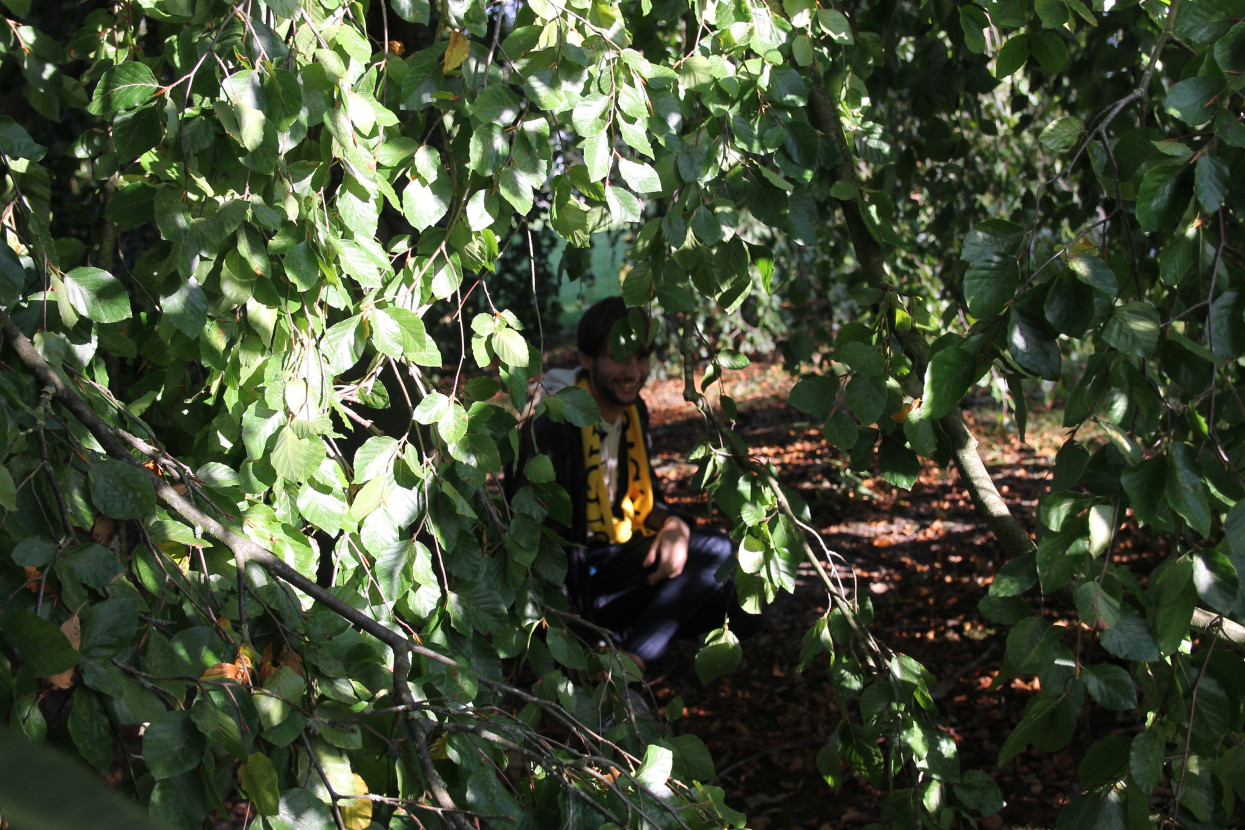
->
[641,363,1082,829]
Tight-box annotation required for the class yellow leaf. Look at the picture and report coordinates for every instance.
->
[444,30,470,73]
[430,732,449,760]
[341,773,372,830]
[201,661,248,683]
[1069,238,1097,257]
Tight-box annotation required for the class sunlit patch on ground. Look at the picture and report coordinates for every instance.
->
[638,362,1093,829]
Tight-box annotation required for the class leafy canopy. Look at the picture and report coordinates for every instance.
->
[1,0,1245,828]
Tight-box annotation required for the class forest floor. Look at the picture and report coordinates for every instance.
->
[639,362,1085,830]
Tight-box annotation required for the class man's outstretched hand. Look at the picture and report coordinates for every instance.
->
[643,515,690,584]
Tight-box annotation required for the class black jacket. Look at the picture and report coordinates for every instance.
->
[509,395,669,549]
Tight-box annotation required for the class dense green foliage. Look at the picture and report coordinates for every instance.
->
[1,0,1244,827]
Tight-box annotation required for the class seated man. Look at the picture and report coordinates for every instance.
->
[511,297,756,677]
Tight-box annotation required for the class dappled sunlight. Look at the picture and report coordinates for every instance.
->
[637,364,1098,828]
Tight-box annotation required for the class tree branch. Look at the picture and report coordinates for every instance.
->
[805,77,1244,654]
[0,310,701,823]
[807,77,1038,561]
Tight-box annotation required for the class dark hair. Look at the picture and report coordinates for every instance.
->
[577,296,631,357]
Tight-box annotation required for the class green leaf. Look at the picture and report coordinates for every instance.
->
[959,6,988,53]
[473,85,521,125]
[877,438,920,490]
[549,385,600,427]
[546,625,589,670]
[0,116,46,161]
[1028,30,1068,72]
[0,727,167,830]
[1035,0,1067,26]
[1130,729,1165,795]
[617,157,662,194]
[375,540,415,604]
[499,166,533,215]
[113,104,164,160]
[0,243,28,305]
[1174,754,1215,822]
[267,788,335,830]
[150,773,208,830]
[695,626,742,683]
[1082,664,1138,710]
[817,9,854,43]
[999,692,1077,765]
[87,63,160,115]
[1166,444,1211,537]
[1164,76,1224,125]
[1192,550,1240,614]
[1135,163,1187,232]
[89,459,155,520]
[823,411,858,449]
[255,665,305,730]
[272,426,324,483]
[1211,287,1245,358]
[1068,255,1117,297]
[143,710,205,780]
[961,220,1023,318]
[789,375,839,418]
[604,184,642,224]
[13,538,56,567]
[80,598,137,660]
[1057,790,1126,830]
[413,391,452,426]
[466,188,500,231]
[1037,525,1088,592]
[0,609,80,677]
[954,769,1005,816]
[392,0,430,23]
[0,0,28,17]
[492,325,529,368]
[61,267,130,323]
[845,374,887,425]
[1075,581,1121,631]
[1009,311,1061,380]
[438,402,469,444]
[1044,270,1096,336]
[1099,607,1161,662]
[990,551,1038,597]
[922,345,978,420]
[995,34,1029,78]
[1005,616,1062,675]
[1101,301,1160,357]
[1040,117,1083,154]
[162,278,208,337]
[68,688,114,773]
[1150,558,1196,655]
[1194,154,1229,213]
[239,753,281,816]
[402,175,452,230]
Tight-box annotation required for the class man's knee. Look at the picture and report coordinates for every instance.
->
[688,529,736,573]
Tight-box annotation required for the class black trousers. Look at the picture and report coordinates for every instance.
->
[580,529,758,671]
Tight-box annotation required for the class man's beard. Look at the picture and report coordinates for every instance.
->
[590,359,643,409]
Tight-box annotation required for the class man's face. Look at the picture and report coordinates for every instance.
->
[581,343,651,411]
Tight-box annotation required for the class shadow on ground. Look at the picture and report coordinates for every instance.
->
[641,370,1085,830]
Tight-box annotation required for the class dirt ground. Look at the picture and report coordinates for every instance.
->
[640,364,1083,829]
